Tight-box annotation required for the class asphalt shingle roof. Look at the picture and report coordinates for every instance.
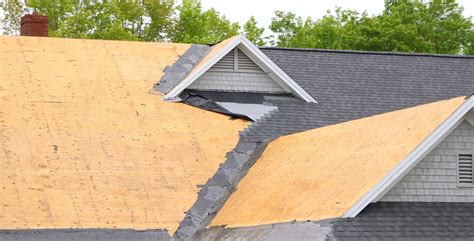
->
[332,202,474,240]
[174,47,474,240]
[242,48,474,141]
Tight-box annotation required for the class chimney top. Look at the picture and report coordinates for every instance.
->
[20,12,48,37]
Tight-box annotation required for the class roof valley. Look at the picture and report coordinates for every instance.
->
[173,138,272,241]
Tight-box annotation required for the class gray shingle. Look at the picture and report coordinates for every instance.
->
[332,202,474,240]
[0,229,170,241]
[240,48,474,141]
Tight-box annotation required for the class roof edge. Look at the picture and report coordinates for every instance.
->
[260,46,474,59]
[343,95,474,218]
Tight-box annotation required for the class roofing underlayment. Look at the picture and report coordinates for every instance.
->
[211,96,466,228]
[0,36,247,233]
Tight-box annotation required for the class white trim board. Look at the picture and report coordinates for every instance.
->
[164,34,317,103]
[343,95,474,218]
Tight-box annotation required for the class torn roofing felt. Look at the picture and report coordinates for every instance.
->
[194,219,334,241]
[0,36,247,234]
[181,93,252,121]
[180,91,280,121]
[211,96,466,228]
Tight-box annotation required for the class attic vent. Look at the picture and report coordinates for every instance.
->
[213,50,234,70]
[210,48,263,73]
[237,49,260,72]
[458,154,473,186]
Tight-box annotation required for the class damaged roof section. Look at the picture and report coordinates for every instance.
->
[0,36,247,234]
[154,44,210,95]
[180,91,281,121]
[154,35,316,122]
[211,96,466,228]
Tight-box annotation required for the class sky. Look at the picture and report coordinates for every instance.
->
[201,0,474,34]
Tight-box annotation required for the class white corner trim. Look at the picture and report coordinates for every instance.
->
[164,34,317,103]
[343,96,474,218]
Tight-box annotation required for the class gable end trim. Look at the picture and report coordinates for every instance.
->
[343,96,474,218]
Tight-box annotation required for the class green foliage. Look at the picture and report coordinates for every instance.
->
[270,0,473,54]
[143,0,175,41]
[0,0,25,34]
[466,30,474,54]
[1,0,472,55]
[0,0,175,41]
[26,0,76,35]
[243,16,265,46]
[170,0,239,44]
[269,10,302,47]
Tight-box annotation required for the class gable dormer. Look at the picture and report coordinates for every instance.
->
[164,35,316,103]
[188,47,287,93]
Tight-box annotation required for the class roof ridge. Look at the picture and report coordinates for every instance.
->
[260,46,474,59]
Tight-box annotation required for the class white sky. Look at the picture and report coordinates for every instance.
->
[201,0,474,35]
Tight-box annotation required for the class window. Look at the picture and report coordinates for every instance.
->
[458,153,473,186]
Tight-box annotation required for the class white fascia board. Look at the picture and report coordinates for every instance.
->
[343,95,474,218]
[238,36,317,103]
[165,34,317,103]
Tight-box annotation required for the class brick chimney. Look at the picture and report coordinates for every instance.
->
[20,12,48,37]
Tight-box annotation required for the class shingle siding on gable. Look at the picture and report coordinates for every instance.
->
[380,120,474,202]
[188,48,287,93]
[189,71,285,92]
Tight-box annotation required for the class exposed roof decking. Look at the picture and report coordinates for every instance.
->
[0,36,247,232]
[211,96,465,228]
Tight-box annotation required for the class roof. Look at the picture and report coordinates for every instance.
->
[2,34,474,240]
[211,96,466,228]
[261,46,474,58]
[197,201,474,240]
[0,36,246,233]
[332,202,474,240]
[172,41,474,239]
[241,47,474,141]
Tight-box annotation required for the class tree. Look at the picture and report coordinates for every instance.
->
[269,10,302,47]
[243,16,265,46]
[143,0,175,41]
[0,0,25,34]
[269,0,473,54]
[365,0,473,54]
[54,1,144,40]
[0,0,175,41]
[466,30,474,55]
[170,0,239,44]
